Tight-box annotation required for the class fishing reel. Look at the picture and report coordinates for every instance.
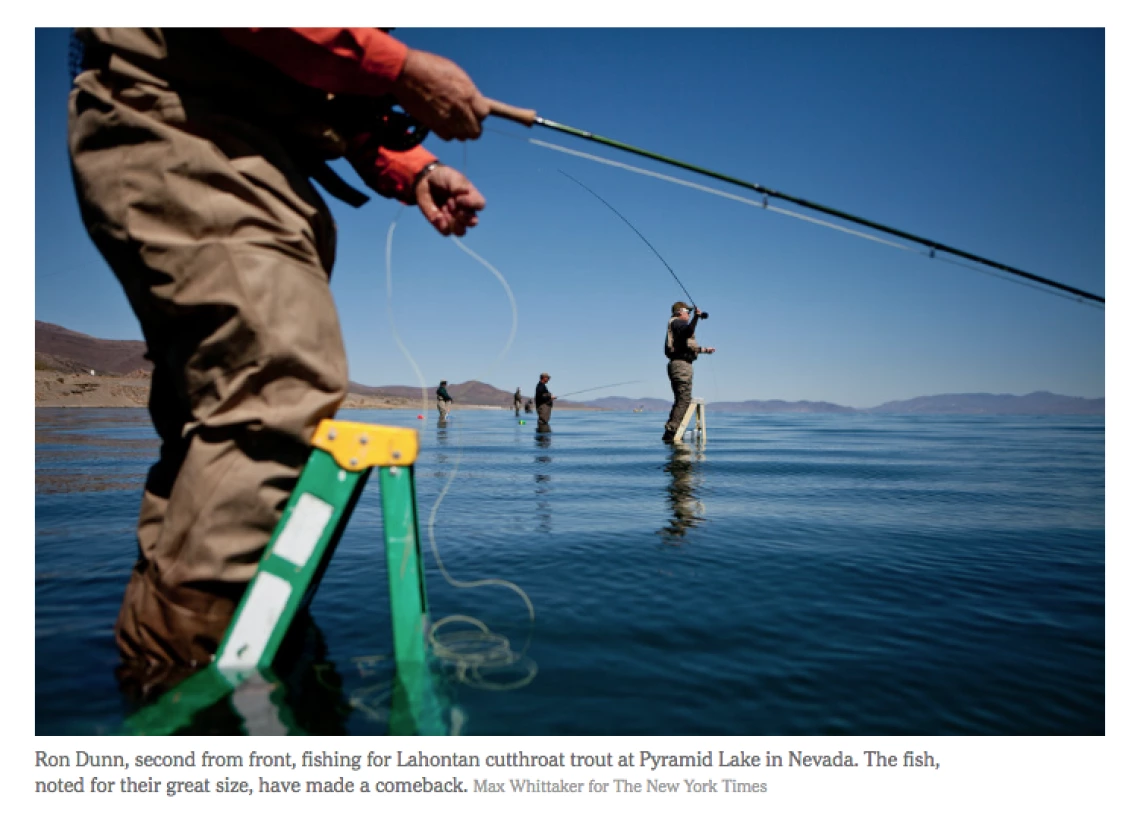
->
[369,98,430,151]
[691,307,710,319]
[327,94,430,152]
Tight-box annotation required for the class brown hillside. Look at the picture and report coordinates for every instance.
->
[35,321,151,375]
[36,321,599,409]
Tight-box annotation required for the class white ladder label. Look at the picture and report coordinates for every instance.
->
[215,572,291,671]
[272,492,333,567]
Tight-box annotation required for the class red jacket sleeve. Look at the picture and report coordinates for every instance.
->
[347,142,438,205]
[223,28,438,204]
[220,28,408,96]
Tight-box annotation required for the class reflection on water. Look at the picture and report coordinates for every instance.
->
[37,474,141,494]
[37,408,1105,735]
[36,414,153,494]
[433,420,452,478]
[121,612,356,735]
[534,434,552,533]
[659,442,706,543]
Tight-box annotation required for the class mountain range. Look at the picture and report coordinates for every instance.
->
[588,392,1104,415]
[347,380,596,409]
[35,321,1104,415]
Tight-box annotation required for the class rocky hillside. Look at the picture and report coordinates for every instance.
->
[35,321,151,375]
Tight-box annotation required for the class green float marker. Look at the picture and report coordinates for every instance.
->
[123,420,446,736]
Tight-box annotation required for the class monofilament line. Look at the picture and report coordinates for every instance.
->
[384,214,536,691]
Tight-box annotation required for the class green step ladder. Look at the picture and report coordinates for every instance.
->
[123,420,446,735]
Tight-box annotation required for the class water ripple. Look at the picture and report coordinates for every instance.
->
[36,409,1103,734]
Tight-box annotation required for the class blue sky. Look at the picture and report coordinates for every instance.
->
[33,27,1105,408]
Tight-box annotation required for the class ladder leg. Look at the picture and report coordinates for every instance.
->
[674,400,697,443]
[695,401,707,444]
[381,465,430,667]
[381,464,447,735]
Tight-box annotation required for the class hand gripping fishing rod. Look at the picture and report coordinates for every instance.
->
[485,99,1104,306]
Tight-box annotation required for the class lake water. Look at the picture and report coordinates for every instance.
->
[35,407,1104,735]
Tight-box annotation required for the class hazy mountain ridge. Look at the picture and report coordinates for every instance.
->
[589,392,1103,415]
[37,321,1103,414]
[710,399,859,414]
[864,391,1104,415]
[589,397,859,414]
[589,396,674,413]
[349,380,596,409]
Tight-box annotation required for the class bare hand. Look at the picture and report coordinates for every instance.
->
[414,165,486,236]
[704,347,716,354]
[395,49,490,141]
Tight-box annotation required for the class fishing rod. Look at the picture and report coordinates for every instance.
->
[556,380,645,398]
[485,99,1105,306]
[558,169,707,318]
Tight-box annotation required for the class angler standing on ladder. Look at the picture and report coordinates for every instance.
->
[663,302,715,442]
[67,28,491,683]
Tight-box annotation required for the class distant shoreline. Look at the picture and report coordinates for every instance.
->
[35,372,463,411]
[34,370,1102,415]
[34,371,603,412]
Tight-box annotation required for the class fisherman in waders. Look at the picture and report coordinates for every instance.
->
[437,380,453,421]
[513,387,523,416]
[68,27,491,684]
[663,302,715,441]
[535,372,556,431]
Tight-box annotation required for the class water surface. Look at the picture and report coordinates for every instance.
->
[35,408,1104,735]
